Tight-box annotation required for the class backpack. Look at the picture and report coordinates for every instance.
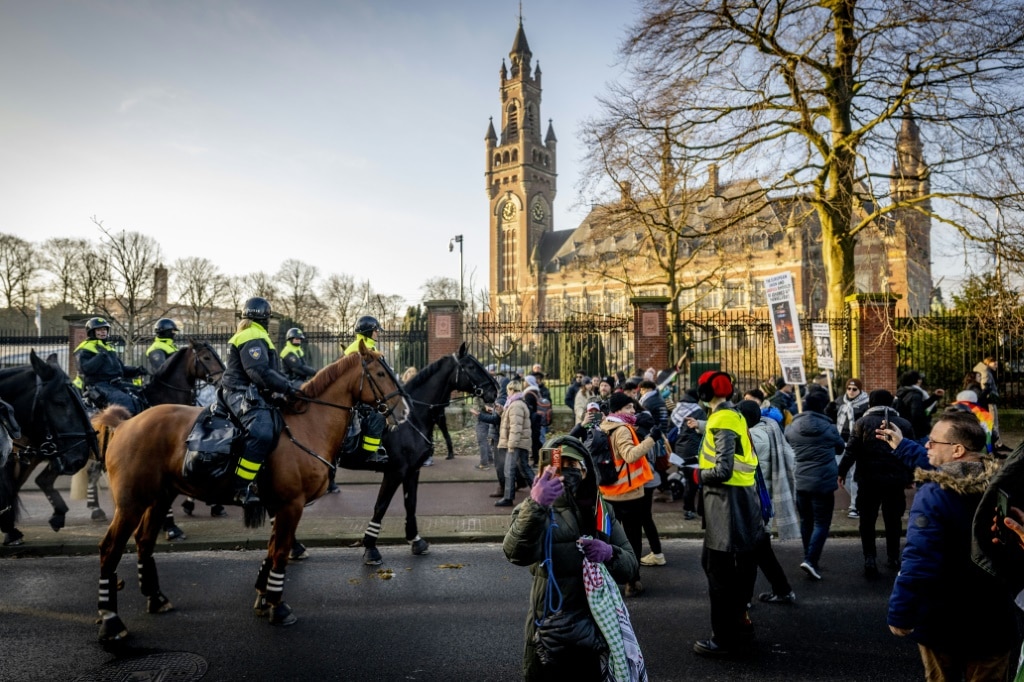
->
[537,398,553,426]
[583,427,618,487]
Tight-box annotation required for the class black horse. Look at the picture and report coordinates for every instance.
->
[16,340,225,539]
[345,342,498,565]
[0,351,98,546]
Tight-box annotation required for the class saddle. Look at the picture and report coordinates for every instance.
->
[181,391,285,488]
[182,402,242,486]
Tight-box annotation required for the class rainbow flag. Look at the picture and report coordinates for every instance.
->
[595,492,613,537]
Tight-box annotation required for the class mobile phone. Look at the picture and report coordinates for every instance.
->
[997,488,1013,542]
[540,447,562,473]
[882,411,890,431]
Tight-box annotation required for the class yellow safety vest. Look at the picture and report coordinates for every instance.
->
[229,323,276,351]
[279,343,304,360]
[146,337,178,357]
[343,333,376,356]
[698,407,757,487]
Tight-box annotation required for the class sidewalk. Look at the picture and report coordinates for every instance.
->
[3,452,883,558]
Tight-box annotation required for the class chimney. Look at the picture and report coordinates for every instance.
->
[154,266,168,308]
[619,180,632,204]
[707,164,719,196]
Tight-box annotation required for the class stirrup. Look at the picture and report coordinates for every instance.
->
[235,483,260,506]
[367,448,389,465]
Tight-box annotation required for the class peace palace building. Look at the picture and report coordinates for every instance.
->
[484,22,933,322]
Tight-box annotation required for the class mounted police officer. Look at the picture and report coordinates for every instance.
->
[221,297,302,505]
[344,315,388,466]
[74,317,147,414]
[280,328,317,382]
[146,318,179,374]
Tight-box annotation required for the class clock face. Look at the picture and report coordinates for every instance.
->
[502,202,517,222]
[532,203,545,221]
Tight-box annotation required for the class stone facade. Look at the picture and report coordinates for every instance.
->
[485,23,933,322]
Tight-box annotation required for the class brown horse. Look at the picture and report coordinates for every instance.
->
[95,345,408,641]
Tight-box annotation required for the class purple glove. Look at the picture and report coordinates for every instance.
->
[530,467,564,506]
[578,537,613,563]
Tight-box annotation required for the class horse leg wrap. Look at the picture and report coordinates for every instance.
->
[97,574,129,640]
[138,558,159,596]
[86,482,100,509]
[137,558,173,614]
[409,535,430,556]
[98,573,118,613]
[265,569,286,601]
[254,557,272,592]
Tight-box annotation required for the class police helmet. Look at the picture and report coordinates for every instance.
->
[85,317,111,338]
[355,315,381,336]
[153,318,179,337]
[286,327,305,341]
[242,297,272,323]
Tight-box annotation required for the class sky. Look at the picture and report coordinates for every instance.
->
[0,0,639,307]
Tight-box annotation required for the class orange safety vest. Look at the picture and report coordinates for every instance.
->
[599,424,654,496]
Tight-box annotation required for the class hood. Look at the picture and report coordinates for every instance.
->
[542,434,600,511]
[790,409,832,432]
[915,456,1001,495]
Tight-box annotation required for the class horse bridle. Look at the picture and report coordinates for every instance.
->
[15,375,99,463]
[452,352,495,398]
[149,344,225,402]
[291,352,407,425]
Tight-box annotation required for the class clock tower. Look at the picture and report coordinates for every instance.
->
[485,17,557,320]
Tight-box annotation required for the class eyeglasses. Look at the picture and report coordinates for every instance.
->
[925,439,958,448]
[846,387,859,392]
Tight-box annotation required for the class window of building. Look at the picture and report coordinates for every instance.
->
[507,104,519,139]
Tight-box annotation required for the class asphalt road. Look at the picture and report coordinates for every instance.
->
[0,538,924,682]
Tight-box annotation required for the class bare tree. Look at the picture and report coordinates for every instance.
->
[320,273,363,331]
[41,237,89,307]
[0,233,39,320]
[93,217,165,357]
[172,256,225,327]
[620,0,1024,314]
[241,272,277,302]
[579,103,763,324]
[419,276,459,301]
[274,259,321,323]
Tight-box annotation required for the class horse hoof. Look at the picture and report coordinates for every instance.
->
[91,508,107,522]
[253,594,271,618]
[146,592,174,614]
[48,514,66,532]
[363,547,383,566]
[181,499,195,516]
[410,539,430,556]
[269,602,297,626]
[98,614,129,642]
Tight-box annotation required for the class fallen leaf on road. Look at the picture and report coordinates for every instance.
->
[437,563,464,569]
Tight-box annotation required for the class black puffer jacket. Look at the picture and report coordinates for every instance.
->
[839,406,915,488]
[503,440,637,680]
[786,410,845,494]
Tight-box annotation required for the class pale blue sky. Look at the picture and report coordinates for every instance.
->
[0,0,638,305]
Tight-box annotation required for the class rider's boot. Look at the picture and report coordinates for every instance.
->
[234,458,262,505]
[234,482,260,506]
[367,446,389,466]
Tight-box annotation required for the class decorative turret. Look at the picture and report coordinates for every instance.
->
[545,119,557,145]
[509,18,532,78]
[485,118,497,146]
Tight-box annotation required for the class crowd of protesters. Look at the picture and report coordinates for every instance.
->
[482,359,1024,680]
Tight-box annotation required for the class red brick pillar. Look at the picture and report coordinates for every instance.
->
[64,314,91,378]
[846,293,900,392]
[630,296,670,374]
[424,300,464,364]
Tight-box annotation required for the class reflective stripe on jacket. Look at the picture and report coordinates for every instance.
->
[699,407,757,487]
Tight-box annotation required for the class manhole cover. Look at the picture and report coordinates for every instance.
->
[75,652,208,681]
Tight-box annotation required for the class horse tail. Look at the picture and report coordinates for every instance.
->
[91,406,132,464]
[243,501,267,529]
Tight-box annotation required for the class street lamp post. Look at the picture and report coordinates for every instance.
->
[449,234,464,304]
